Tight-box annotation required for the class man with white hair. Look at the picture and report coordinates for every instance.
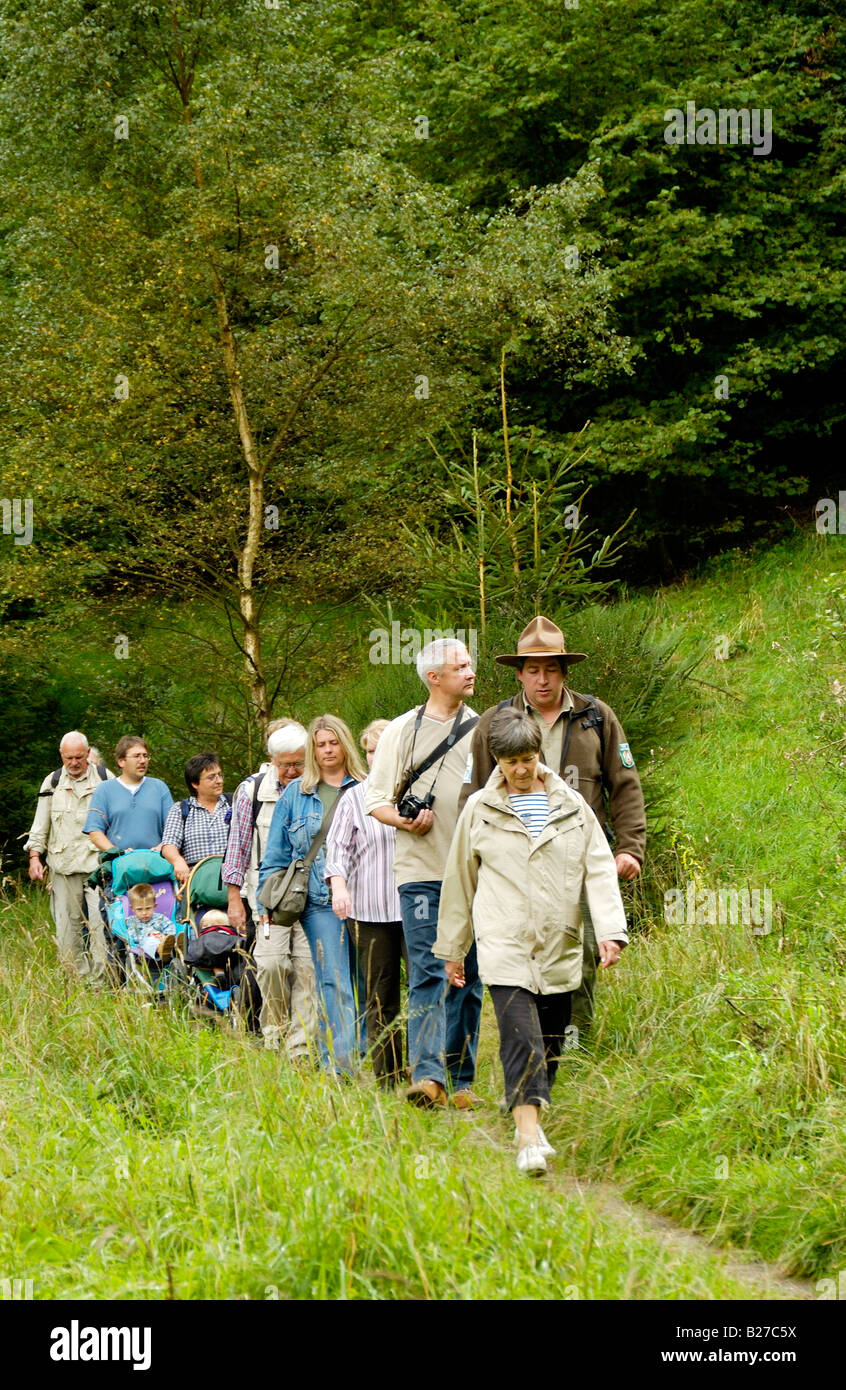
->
[366,639,484,1108]
[222,720,317,1055]
[25,731,113,981]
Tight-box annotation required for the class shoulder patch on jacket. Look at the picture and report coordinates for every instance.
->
[619,742,635,768]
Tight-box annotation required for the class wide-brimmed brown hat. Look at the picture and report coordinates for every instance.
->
[495,615,587,668]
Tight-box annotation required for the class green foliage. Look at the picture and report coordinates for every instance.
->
[0,652,93,868]
[3,528,844,1295]
[0,0,630,631]
[553,906,846,1280]
[370,0,846,571]
[403,418,631,628]
[643,530,846,949]
[0,593,359,858]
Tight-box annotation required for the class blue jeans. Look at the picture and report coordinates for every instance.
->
[301,902,357,1074]
[399,881,482,1090]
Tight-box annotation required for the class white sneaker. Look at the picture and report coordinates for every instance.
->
[516,1143,547,1176]
[514,1125,556,1158]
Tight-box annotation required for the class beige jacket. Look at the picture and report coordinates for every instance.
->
[434,764,628,994]
[25,764,114,876]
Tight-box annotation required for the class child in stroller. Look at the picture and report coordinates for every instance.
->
[177,856,251,1022]
[98,849,180,995]
[125,884,177,964]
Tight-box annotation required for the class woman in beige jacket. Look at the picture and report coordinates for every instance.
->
[434,708,628,1175]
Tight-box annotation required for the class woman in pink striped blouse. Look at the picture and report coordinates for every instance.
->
[326,719,407,1087]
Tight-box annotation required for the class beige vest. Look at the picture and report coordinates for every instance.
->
[30,767,109,875]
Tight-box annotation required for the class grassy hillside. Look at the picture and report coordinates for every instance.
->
[548,531,846,1277]
[1,529,844,1296]
[653,531,846,949]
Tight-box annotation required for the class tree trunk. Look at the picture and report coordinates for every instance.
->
[500,349,521,577]
[178,82,272,737]
[213,288,271,735]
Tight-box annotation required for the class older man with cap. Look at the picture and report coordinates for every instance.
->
[460,615,645,1041]
[25,731,113,982]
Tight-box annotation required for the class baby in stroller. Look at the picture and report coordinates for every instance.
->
[125,883,177,963]
[98,848,180,993]
[178,858,251,1021]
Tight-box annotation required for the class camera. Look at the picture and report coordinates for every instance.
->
[397,790,435,820]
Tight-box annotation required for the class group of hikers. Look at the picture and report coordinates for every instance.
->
[25,615,646,1177]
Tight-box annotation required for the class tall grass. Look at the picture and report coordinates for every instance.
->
[550,896,846,1280]
[1,894,776,1301]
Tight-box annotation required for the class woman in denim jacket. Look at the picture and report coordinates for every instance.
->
[259,715,367,1075]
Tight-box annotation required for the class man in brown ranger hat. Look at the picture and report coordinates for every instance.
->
[459,615,645,1040]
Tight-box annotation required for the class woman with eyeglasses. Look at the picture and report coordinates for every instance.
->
[161,750,231,886]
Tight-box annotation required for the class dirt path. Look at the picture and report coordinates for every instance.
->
[471,1120,815,1299]
[562,1175,816,1300]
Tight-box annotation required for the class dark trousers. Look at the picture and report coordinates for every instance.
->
[488,985,572,1110]
[352,922,407,1084]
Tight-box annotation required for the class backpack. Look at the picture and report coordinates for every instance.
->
[241,770,271,862]
[247,773,263,833]
[40,763,108,796]
[573,695,607,769]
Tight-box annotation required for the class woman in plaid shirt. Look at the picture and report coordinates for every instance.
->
[161,751,231,885]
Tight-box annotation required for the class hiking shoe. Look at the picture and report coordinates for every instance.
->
[158,933,176,962]
[514,1124,556,1158]
[406,1079,447,1109]
[516,1143,547,1177]
[451,1088,483,1111]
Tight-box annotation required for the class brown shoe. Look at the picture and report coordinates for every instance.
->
[451,1088,483,1110]
[406,1079,447,1109]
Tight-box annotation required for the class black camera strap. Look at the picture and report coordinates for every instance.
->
[398,703,479,805]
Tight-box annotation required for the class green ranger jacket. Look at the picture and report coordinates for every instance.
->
[458,688,646,864]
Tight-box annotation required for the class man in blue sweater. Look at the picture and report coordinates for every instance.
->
[84,736,173,852]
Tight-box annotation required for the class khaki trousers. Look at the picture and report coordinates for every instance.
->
[252,919,318,1057]
[49,872,108,983]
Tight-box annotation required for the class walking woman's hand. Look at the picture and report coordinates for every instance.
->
[445,960,466,988]
[329,876,352,921]
[599,939,624,969]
